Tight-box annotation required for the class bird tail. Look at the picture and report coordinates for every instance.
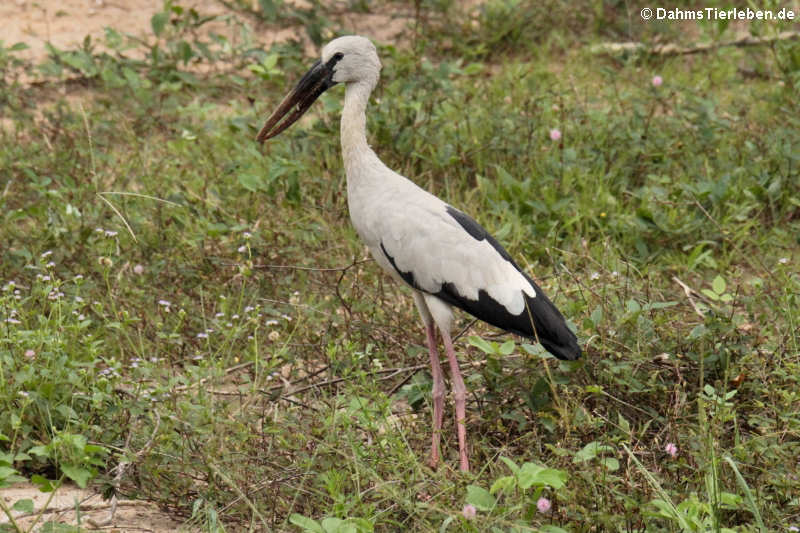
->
[522,286,581,361]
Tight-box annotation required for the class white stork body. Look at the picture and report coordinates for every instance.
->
[257,36,581,472]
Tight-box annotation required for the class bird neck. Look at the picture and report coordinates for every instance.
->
[340,80,376,173]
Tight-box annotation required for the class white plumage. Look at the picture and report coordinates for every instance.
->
[257,35,580,472]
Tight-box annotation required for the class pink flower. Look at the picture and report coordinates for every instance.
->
[462,504,477,519]
[133,264,144,275]
[536,497,551,513]
[24,349,36,358]
[652,75,663,87]
[665,442,678,457]
[549,128,562,141]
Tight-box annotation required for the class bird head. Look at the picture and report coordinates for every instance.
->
[256,35,380,143]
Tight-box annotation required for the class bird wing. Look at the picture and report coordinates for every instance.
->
[377,200,534,315]
[376,197,580,360]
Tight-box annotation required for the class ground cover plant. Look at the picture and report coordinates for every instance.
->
[1,0,799,531]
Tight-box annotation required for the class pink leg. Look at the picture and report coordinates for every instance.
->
[425,324,444,468]
[441,329,469,472]
[425,323,446,469]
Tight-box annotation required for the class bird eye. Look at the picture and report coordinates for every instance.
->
[334,52,344,61]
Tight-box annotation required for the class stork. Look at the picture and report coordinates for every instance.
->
[256,36,581,473]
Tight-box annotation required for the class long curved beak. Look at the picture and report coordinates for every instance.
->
[256,59,338,144]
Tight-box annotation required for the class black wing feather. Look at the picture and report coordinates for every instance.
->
[380,207,581,361]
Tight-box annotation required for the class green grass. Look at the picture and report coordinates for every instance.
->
[1,1,799,531]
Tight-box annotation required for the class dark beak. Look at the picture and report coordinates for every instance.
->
[256,59,338,143]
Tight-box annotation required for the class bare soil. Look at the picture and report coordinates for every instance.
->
[1,482,184,532]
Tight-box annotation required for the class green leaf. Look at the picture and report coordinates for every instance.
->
[289,514,324,533]
[61,465,92,488]
[31,475,56,492]
[321,517,351,533]
[12,499,34,513]
[617,412,631,434]
[701,288,719,301]
[499,456,520,476]
[465,485,496,511]
[712,275,726,294]
[498,340,515,356]
[489,475,516,494]
[539,527,569,533]
[467,336,495,355]
[600,457,620,472]
[0,466,18,480]
[625,299,641,313]
[518,463,568,489]
[650,498,678,519]
[238,173,264,192]
[151,11,169,37]
[517,462,543,489]
[574,441,613,462]
[28,445,50,458]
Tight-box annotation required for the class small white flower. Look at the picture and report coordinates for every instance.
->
[232,314,240,320]
[158,300,171,307]
[18,391,29,398]
[133,264,145,274]
[95,227,105,233]
[590,271,600,280]
[243,231,252,239]
[197,332,208,339]
[215,312,225,318]
[611,271,619,277]
[74,274,84,281]
[41,250,53,258]
[778,257,789,265]
[244,306,255,313]
[265,319,279,326]
[74,296,84,303]
[104,230,118,238]
[238,245,247,253]
[46,261,55,268]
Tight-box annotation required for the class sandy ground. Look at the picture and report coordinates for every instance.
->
[1,482,184,532]
[3,0,225,62]
[2,0,410,65]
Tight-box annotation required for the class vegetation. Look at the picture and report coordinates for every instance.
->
[1,0,798,531]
